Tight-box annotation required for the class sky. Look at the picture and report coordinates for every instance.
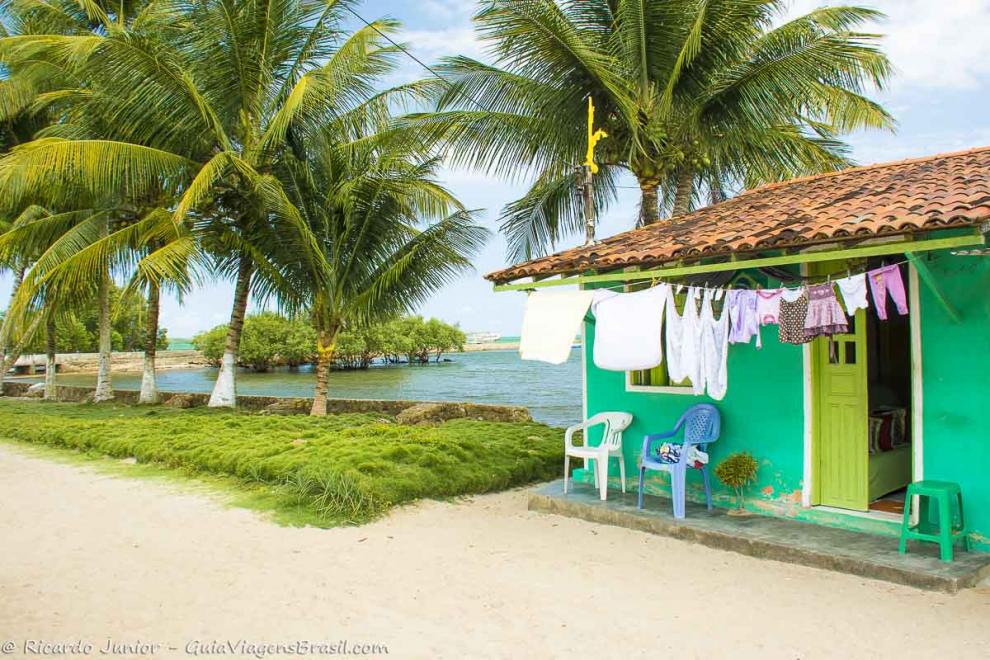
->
[3,0,990,338]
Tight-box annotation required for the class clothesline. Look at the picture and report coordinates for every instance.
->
[517,257,913,402]
[556,257,914,295]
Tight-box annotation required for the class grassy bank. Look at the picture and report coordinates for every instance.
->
[0,400,562,526]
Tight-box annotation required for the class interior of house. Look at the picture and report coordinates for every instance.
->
[865,261,913,515]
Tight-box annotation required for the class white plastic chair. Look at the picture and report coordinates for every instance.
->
[563,412,633,501]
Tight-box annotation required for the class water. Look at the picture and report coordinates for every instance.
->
[48,349,583,427]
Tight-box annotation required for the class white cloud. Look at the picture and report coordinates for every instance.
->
[403,26,485,62]
[418,0,475,22]
[787,0,990,91]
[385,24,485,87]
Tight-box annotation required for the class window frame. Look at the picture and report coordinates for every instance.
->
[621,282,695,395]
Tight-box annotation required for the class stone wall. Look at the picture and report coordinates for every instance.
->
[13,350,207,374]
[0,381,532,423]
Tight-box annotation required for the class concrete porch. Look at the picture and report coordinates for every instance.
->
[530,480,990,594]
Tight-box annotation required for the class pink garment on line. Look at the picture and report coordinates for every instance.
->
[804,283,848,337]
[868,265,908,320]
[756,289,783,326]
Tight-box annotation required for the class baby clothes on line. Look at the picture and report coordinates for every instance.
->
[701,289,730,401]
[836,273,869,315]
[804,283,849,338]
[780,286,805,303]
[592,285,668,371]
[519,289,595,364]
[868,265,909,320]
[778,287,813,345]
[756,289,783,325]
[727,289,761,348]
[664,286,688,383]
[678,287,705,392]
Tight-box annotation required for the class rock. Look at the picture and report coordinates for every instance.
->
[264,398,311,415]
[396,402,532,425]
[395,402,466,425]
[163,394,199,409]
[25,383,45,398]
[462,403,532,423]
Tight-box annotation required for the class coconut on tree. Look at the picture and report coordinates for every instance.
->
[0,0,428,407]
[0,0,164,401]
[416,0,894,260]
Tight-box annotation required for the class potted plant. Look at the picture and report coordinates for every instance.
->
[714,452,759,516]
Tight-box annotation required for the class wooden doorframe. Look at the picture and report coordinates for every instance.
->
[908,264,924,483]
[801,262,923,510]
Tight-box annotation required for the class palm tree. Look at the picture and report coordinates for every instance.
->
[0,203,197,403]
[0,206,60,389]
[281,125,488,416]
[0,0,419,407]
[0,0,158,402]
[416,0,893,260]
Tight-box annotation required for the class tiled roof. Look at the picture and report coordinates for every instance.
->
[486,146,990,283]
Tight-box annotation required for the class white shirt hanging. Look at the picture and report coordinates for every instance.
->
[701,289,730,401]
[592,285,668,371]
[836,273,869,315]
[664,286,687,383]
[518,289,594,364]
[678,287,705,394]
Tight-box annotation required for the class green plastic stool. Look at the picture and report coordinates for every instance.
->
[899,480,969,562]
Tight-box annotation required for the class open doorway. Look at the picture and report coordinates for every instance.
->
[864,261,913,515]
[812,260,914,514]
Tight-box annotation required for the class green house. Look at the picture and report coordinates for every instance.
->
[488,147,990,552]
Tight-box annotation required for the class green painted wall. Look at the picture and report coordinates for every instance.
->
[583,291,809,513]
[581,251,990,550]
[916,251,990,550]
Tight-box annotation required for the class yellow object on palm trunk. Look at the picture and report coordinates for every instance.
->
[584,97,608,174]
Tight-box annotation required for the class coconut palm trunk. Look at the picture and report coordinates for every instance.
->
[638,176,661,225]
[93,274,114,401]
[208,256,253,408]
[671,166,695,218]
[310,326,337,417]
[44,314,57,401]
[139,281,160,404]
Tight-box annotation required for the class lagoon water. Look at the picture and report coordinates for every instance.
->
[49,348,583,427]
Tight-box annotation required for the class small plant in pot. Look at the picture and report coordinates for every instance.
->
[714,452,759,516]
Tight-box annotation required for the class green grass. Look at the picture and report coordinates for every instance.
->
[0,400,563,526]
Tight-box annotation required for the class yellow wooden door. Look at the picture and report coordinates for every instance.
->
[813,309,869,510]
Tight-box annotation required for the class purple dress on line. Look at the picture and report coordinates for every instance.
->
[804,283,849,338]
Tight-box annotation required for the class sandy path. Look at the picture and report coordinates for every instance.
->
[1,445,988,660]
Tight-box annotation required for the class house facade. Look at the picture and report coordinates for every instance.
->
[488,147,990,552]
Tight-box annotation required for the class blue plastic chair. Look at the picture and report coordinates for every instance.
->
[638,404,721,519]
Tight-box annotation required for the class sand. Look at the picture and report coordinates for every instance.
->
[1,445,988,660]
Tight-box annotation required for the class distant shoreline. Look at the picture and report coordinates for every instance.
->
[10,342,523,377]
[459,341,519,353]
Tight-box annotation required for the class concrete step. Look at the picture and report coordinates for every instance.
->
[530,480,990,594]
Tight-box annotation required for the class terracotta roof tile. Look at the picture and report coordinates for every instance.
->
[486,146,990,283]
